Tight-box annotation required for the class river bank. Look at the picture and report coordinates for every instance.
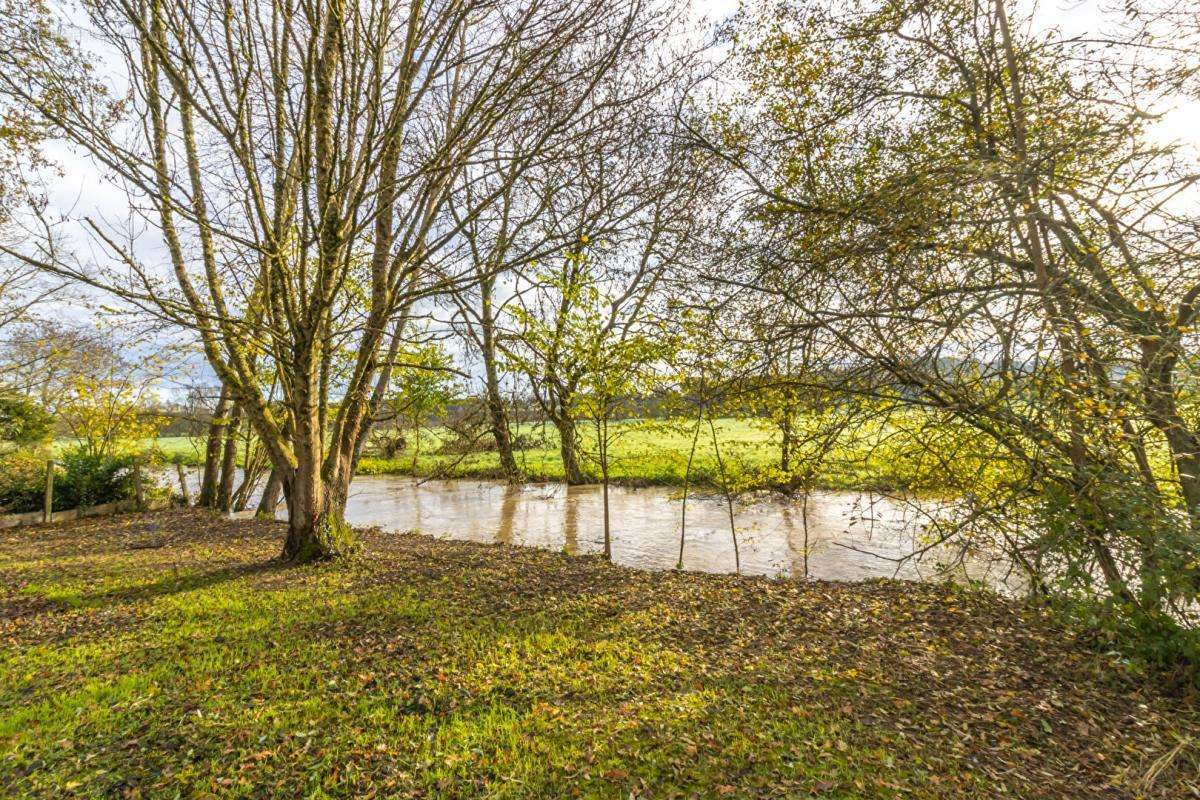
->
[1,510,1195,798]
[140,413,1009,495]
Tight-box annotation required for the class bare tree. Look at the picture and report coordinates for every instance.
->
[443,40,701,483]
[502,108,712,484]
[2,0,677,560]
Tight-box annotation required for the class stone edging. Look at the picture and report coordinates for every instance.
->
[0,498,173,530]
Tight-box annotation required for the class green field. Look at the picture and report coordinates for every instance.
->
[134,414,1013,494]
[0,509,1193,798]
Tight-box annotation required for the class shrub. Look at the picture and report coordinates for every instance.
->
[0,450,48,514]
[53,449,139,511]
[0,395,52,447]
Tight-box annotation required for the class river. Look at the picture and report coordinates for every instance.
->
[181,470,1013,586]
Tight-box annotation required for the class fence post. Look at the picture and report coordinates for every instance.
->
[175,458,192,506]
[133,458,145,511]
[43,459,55,523]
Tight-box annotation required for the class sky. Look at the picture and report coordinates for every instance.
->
[26,0,1200,396]
[40,0,1199,229]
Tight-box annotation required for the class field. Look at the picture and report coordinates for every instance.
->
[1,509,1195,798]
[137,414,1011,494]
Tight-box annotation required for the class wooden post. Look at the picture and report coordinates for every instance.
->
[43,459,55,523]
[133,458,144,510]
[175,459,192,506]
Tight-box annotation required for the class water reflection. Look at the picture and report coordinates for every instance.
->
[176,468,1011,585]
[334,476,1008,585]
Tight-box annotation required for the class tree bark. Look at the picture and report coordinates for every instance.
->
[551,413,586,485]
[281,379,354,562]
[216,402,242,512]
[256,467,283,519]
[198,384,231,507]
[481,309,521,481]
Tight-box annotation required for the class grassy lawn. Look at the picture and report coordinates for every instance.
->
[136,414,1008,493]
[1,511,1195,798]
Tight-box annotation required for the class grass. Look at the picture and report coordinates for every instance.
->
[1,510,1196,798]
[137,414,1006,494]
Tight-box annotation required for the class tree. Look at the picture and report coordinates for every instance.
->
[55,333,167,459]
[2,0,679,560]
[576,301,674,559]
[445,150,566,483]
[444,42,702,483]
[197,385,233,508]
[502,111,713,484]
[697,0,1200,656]
[0,320,169,456]
[0,0,85,335]
[375,340,458,471]
[0,393,51,448]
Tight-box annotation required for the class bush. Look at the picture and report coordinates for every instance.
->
[53,449,139,511]
[0,395,52,447]
[0,450,48,514]
[0,448,151,516]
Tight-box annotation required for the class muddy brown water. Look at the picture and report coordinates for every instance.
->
[184,471,1012,586]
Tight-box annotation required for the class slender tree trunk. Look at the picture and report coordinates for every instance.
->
[231,444,266,512]
[552,413,586,485]
[256,467,283,519]
[677,409,703,570]
[709,417,740,574]
[599,415,611,560]
[414,418,430,473]
[780,414,793,473]
[480,294,521,481]
[199,385,232,507]
[216,403,242,512]
[801,490,810,579]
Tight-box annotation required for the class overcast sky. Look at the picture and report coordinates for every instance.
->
[30,0,1200,396]
[41,0,1199,228]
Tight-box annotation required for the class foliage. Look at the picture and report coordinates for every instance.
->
[708,0,1200,664]
[56,346,166,459]
[0,510,1195,798]
[50,448,139,511]
[0,448,45,513]
[0,393,50,447]
[0,447,145,514]
[373,341,458,463]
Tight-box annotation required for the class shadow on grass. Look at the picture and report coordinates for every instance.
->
[72,559,290,610]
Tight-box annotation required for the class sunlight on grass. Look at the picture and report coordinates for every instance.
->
[1,511,1194,798]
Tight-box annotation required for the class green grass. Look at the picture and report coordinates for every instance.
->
[130,413,1012,494]
[0,510,1195,798]
[358,418,796,487]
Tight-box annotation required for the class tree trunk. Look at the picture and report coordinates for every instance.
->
[599,415,611,560]
[710,417,740,574]
[216,403,242,512]
[256,467,283,519]
[780,415,793,473]
[281,404,353,563]
[480,294,521,482]
[677,411,703,570]
[486,384,521,481]
[552,414,586,484]
[198,385,232,507]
